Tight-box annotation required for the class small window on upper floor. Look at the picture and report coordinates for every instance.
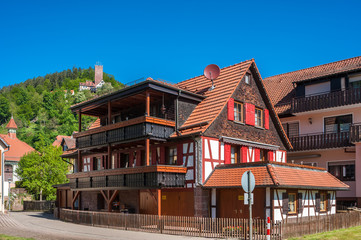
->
[167,146,177,165]
[234,101,243,122]
[255,107,263,128]
[245,74,251,84]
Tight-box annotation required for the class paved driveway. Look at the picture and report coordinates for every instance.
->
[0,212,210,240]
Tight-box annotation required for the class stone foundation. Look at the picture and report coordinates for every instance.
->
[194,187,209,217]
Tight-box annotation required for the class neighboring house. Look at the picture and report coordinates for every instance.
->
[55,59,348,221]
[1,117,35,197]
[264,56,361,208]
[53,135,77,173]
[79,64,106,92]
[0,136,10,213]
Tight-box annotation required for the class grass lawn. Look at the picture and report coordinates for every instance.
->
[0,235,34,240]
[288,225,361,240]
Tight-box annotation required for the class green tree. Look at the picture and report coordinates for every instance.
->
[98,83,114,95]
[16,146,68,200]
[0,96,10,124]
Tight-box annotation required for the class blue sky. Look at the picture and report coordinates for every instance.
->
[1,0,361,87]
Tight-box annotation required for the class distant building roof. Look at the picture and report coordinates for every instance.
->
[0,134,35,162]
[52,135,72,147]
[6,117,18,129]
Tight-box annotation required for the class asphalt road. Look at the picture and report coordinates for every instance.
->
[0,212,211,240]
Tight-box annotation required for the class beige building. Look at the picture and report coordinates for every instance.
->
[265,56,361,207]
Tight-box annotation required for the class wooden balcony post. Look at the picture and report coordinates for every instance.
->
[146,138,150,166]
[108,144,111,169]
[78,150,82,172]
[157,188,162,216]
[78,111,82,132]
[146,91,150,116]
[108,101,112,125]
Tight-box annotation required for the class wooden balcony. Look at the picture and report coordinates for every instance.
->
[67,165,187,190]
[74,116,175,149]
[291,88,361,113]
[289,132,352,151]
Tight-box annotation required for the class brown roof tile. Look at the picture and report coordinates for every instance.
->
[52,135,71,147]
[264,56,361,115]
[175,60,253,135]
[203,162,349,190]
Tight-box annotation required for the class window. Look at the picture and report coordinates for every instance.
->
[231,146,240,164]
[92,157,102,171]
[83,157,91,172]
[288,193,297,214]
[234,102,243,122]
[349,74,361,89]
[324,114,352,133]
[305,81,330,97]
[282,122,299,138]
[167,147,177,165]
[245,74,250,84]
[255,107,263,128]
[328,161,355,181]
[320,192,327,212]
[260,149,268,162]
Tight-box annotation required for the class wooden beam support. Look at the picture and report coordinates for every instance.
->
[77,150,82,173]
[146,138,150,166]
[146,91,150,116]
[108,144,111,169]
[107,101,112,125]
[157,189,161,216]
[78,111,82,132]
[72,191,80,210]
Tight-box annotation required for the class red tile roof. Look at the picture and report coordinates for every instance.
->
[80,80,96,87]
[6,117,18,129]
[63,137,76,150]
[89,118,101,130]
[52,135,72,147]
[203,162,349,190]
[174,60,253,135]
[264,56,361,115]
[0,134,35,162]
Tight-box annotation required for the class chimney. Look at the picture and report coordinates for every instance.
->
[94,64,103,86]
[6,116,18,139]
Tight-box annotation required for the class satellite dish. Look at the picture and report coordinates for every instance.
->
[204,64,220,91]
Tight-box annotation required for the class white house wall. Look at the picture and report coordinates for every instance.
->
[273,189,337,222]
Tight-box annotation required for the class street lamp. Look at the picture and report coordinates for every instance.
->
[8,178,11,212]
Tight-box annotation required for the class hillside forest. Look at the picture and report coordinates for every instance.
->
[0,66,123,150]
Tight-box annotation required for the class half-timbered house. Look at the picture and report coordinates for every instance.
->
[55,59,348,221]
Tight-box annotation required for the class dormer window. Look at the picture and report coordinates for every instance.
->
[245,74,250,84]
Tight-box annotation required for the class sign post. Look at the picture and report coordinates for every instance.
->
[241,170,255,240]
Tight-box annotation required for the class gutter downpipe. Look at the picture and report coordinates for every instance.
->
[2,146,10,213]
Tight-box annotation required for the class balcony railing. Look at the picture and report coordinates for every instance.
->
[67,165,187,190]
[289,131,352,151]
[75,116,175,149]
[291,88,361,113]
[350,124,361,143]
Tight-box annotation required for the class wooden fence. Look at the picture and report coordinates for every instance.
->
[56,208,281,239]
[281,211,361,238]
[55,208,361,239]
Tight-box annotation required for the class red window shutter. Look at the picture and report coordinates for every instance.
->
[245,103,255,126]
[177,144,183,165]
[227,98,234,121]
[159,146,166,164]
[136,150,142,166]
[264,109,269,129]
[268,151,274,161]
[129,151,134,167]
[254,148,260,162]
[241,146,248,163]
[151,147,157,165]
[224,144,231,164]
